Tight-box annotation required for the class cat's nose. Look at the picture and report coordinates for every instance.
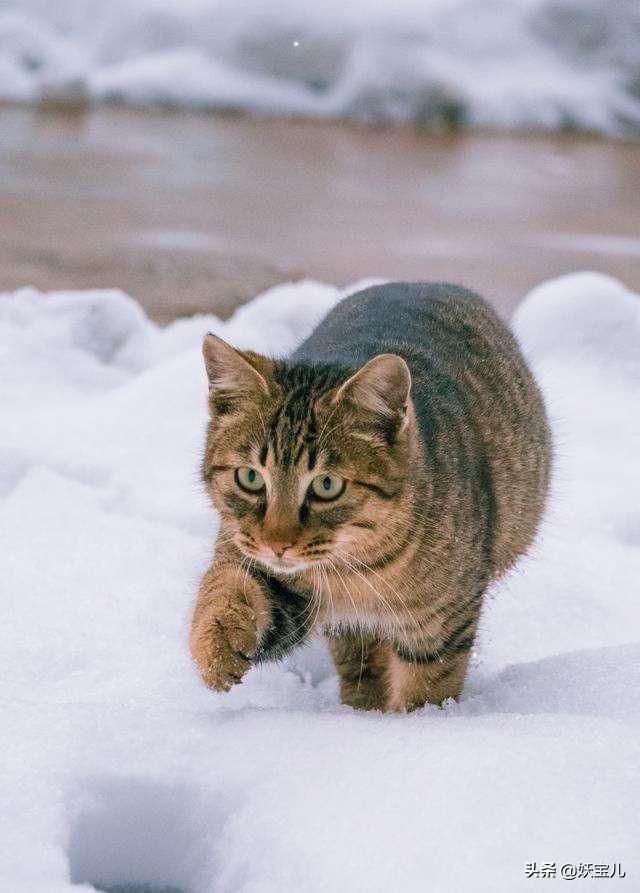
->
[267,538,296,558]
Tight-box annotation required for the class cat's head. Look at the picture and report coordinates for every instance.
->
[201,333,415,575]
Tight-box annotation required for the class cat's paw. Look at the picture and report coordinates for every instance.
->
[191,600,259,692]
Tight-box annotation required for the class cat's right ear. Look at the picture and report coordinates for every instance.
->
[202,334,271,406]
[332,353,411,425]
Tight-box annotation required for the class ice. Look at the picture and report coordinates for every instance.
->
[1,0,639,134]
[1,272,639,891]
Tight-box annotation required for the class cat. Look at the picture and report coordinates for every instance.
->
[190,281,551,712]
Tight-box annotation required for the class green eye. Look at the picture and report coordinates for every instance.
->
[310,473,345,501]
[235,466,265,493]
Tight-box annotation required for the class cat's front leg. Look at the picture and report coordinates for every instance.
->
[386,640,473,712]
[189,561,272,691]
[327,633,390,711]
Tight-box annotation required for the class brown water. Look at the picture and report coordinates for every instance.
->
[1,105,638,322]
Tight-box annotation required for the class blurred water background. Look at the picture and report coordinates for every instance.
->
[1,1,638,322]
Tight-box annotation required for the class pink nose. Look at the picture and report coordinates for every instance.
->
[267,539,296,558]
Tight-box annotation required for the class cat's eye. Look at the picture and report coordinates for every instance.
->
[310,473,346,501]
[235,466,265,493]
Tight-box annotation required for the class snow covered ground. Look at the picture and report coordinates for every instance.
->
[1,0,640,134]
[1,272,639,891]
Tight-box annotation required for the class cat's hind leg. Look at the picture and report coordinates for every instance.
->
[327,633,389,711]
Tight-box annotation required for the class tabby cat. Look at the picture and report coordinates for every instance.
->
[190,282,550,711]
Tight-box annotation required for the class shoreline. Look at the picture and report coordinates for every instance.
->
[1,104,638,323]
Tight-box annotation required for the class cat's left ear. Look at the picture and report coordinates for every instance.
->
[202,333,273,399]
[333,353,412,428]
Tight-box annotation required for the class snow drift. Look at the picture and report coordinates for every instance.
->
[1,0,640,135]
[1,272,639,891]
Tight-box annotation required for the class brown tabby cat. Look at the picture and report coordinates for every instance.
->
[190,282,550,712]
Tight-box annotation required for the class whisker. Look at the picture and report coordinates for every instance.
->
[334,551,415,654]
[340,549,421,628]
[325,555,367,692]
[272,575,322,652]
[336,548,443,662]
[314,399,343,451]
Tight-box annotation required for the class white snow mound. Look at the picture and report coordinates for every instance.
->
[1,272,639,892]
[1,0,640,135]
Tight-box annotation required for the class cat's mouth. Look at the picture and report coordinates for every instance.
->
[258,555,311,575]
[234,534,333,575]
[239,546,322,575]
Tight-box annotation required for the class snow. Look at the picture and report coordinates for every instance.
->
[1,0,640,135]
[1,271,639,891]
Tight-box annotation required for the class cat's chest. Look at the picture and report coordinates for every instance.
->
[322,612,389,638]
[316,567,409,638]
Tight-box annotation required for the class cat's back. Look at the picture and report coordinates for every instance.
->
[296,281,489,369]
[296,281,551,576]
[296,281,533,421]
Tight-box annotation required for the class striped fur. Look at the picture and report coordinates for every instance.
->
[190,282,551,711]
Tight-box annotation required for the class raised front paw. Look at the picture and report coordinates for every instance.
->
[190,599,259,692]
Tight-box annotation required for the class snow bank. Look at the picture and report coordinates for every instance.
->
[1,272,639,891]
[1,0,640,135]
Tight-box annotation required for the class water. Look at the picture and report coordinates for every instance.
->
[1,105,638,325]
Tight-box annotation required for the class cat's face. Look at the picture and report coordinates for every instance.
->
[201,334,413,576]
